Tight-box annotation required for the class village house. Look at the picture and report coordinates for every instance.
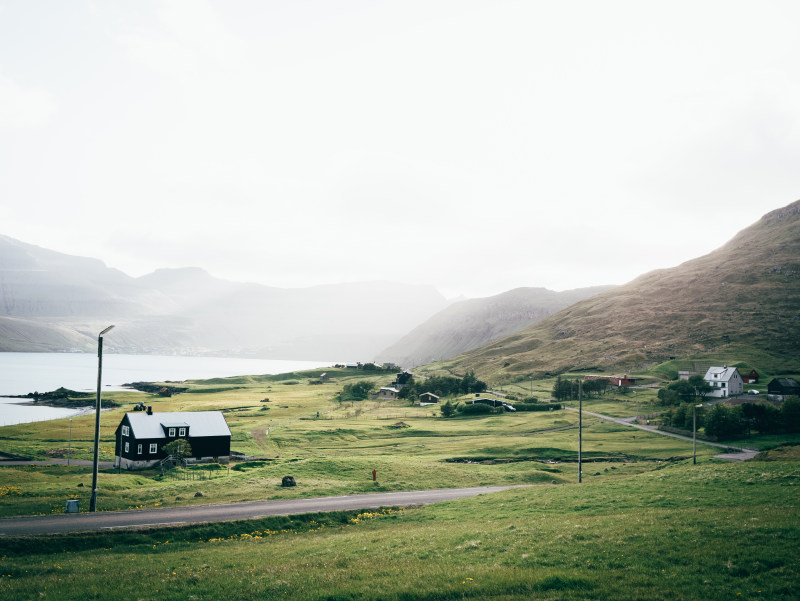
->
[584,374,638,387]
[703,366,744,398]
[377,387,399,400]
[114,407,231,470]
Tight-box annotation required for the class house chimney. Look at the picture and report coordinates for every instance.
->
[147,406,153,415]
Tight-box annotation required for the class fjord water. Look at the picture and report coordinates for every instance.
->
[0,352,333,426]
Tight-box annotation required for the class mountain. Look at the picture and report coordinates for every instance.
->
[375,285,614,368]
[0,235,448,360]
[433,199,800,380]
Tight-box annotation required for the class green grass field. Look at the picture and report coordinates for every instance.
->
[1,369,798,600]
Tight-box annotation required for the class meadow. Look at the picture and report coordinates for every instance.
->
[1,368,798,599]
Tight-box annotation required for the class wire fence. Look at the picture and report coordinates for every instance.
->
[161,466,227,481]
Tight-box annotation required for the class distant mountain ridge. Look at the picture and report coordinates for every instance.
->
[375,285,614,368]
[434,199,800,380]
[0,235,448,360]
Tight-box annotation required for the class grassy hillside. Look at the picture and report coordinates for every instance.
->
[433,199,800,382]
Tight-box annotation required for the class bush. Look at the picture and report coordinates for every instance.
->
[458,403,500,416]
[337,380,375,402]
[704,404,746,440]
[515,402,562,412]
[782,397,800,433]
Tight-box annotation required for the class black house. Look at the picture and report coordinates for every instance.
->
[114,408,231,470]
[767,378,800,401]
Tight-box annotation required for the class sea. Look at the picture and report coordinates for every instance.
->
[0,352,334,427]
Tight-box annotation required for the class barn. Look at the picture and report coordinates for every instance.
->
[114,407,231,470]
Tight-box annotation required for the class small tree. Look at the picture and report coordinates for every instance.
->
[163,438,193,462]
[440,400,458,417]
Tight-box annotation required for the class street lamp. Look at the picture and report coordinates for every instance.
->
[90,325,114,512]
[693,403,703,465]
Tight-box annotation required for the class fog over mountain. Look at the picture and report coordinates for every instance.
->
[375,285,615,368]
[0,235,448,360]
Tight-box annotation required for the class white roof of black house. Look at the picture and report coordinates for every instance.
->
[126,411,231,439]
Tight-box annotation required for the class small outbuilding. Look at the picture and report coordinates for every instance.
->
[767,378,800,401]
[114,408,231,470]
[419,392,440,405]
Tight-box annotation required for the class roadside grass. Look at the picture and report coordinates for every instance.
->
[1,460,798,601]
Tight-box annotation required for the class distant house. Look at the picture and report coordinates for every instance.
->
[703,366,744,398]
[611,375,637,387]
[114,408,231,470]
[586,375,637,387]
[767,378,800,401]
[419,392,440,405]
[377,387,399,400]
[393,371,413,388]
[319,372,329,381]
[742,370,759,384]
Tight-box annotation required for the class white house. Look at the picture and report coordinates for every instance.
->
[703,366,744,398]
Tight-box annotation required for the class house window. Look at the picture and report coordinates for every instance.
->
[179,428,186,437]
[124,442,129,453]
[121,425,130,436]
[137,444,142,454]
[149,443,158,454]
[168,428,176,437]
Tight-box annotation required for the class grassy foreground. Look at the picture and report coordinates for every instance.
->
[2,368,799,599]
[1,460,798,600]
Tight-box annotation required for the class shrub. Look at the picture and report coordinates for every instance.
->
[515,402,562,412]
[458,403,500,416]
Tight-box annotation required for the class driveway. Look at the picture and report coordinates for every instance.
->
[565,407,758,461]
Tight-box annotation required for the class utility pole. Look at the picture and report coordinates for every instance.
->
[578,379,583,483]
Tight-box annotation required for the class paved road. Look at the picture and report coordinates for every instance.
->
[0,486,523,536]
[564,407,759,461]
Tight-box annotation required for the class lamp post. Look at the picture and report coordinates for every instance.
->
[90,325,114,512]
[693,403,703,465]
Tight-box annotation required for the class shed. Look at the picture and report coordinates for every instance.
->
[419,392,440,405]
[114,409,231,470]
[767,378,800,401]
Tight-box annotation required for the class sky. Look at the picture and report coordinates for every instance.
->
[1,1,799,299]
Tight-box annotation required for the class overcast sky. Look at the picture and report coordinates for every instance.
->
[1,1,798,299]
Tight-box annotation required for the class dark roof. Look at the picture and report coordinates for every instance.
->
[768,378,800,393]
[125,411,231,439]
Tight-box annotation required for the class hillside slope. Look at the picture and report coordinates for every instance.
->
[375,285,614,368]
[435,199,800,380]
